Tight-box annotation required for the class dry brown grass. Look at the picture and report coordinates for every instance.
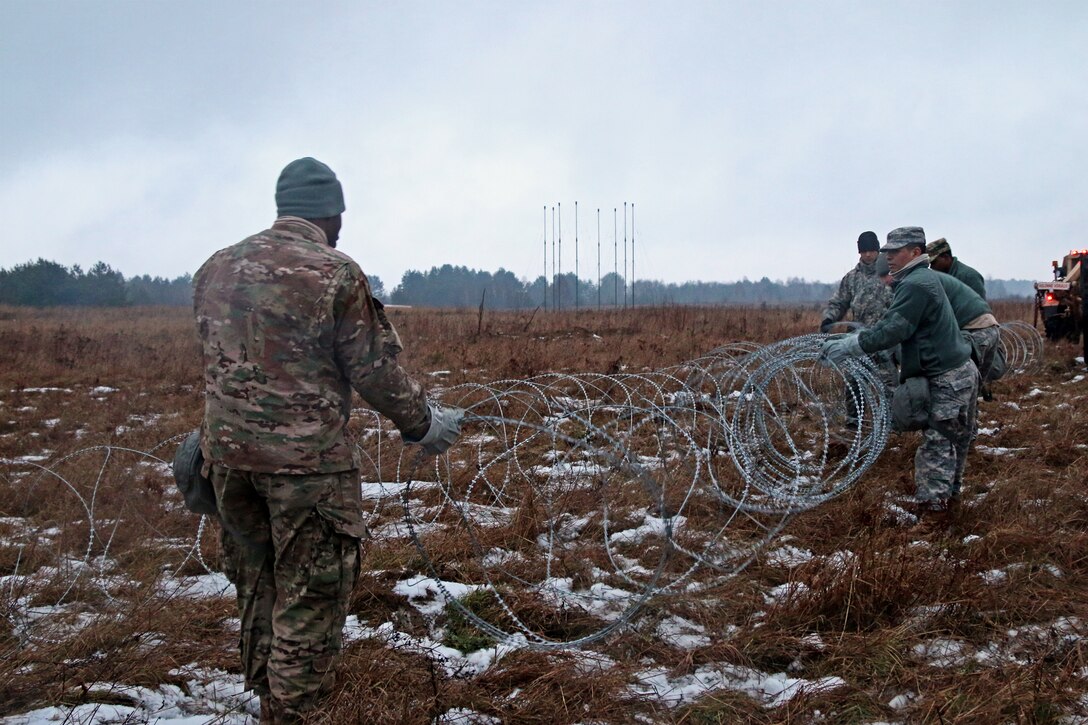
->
[3,300,1087,724]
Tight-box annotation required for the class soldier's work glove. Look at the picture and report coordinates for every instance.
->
[819,318,836,334]
[819,333,864,367]
[414,404,465,455]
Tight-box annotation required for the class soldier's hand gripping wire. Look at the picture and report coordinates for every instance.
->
[408,403,465,455]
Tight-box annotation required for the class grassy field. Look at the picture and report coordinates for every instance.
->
[2,301,1087,724]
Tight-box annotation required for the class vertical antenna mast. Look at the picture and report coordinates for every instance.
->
[631,203,635,308]
[574,201,579,310]
[596,209,604,311]
[551,206,556,311]
[623,201,628,310]
[613,208,618,307]
[543,205,547,311]
[557,202,562,311]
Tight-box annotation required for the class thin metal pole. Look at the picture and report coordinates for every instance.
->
[551,206,556,311]
[613,208,618,307]
[623,201,628,310]
[597,208,601,310]
[557,202,562,311]
[543,205,547,311]
[631,203,635,308]
[574,201,579,310]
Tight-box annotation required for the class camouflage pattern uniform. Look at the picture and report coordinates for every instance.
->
[193,217,430,721]
[821,261,893,329]
[823,261,897,416]
[915,358,979,500]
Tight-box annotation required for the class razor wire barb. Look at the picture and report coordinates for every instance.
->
[0,323,1044,653]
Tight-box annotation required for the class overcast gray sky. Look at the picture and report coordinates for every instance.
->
[2,1,1085,287]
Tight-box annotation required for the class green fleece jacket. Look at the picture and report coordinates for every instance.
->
[936,273,992,327]
[946,258,986,299]
[858,262,971,381]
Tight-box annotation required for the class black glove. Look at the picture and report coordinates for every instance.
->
[819,318,835,334]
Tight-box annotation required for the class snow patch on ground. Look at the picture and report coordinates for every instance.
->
[0,665,256,724]
[765,544,814,568]
[160,572,236,600]
[976,445,1028,456]
[630,661,846,709]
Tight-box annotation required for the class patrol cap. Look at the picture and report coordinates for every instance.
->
[881,226,926,252]
[926,238,952,260]
[275,157,346,219]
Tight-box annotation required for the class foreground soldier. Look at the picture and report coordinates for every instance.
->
[819,231,892,332]
[193,157,462,722]
[927,238,986,299]
[822,227,978,514]
[877,253,1002,401]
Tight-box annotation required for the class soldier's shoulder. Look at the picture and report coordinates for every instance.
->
[310,243,360,270]
[194,233,268,280]
[964,262,984,280]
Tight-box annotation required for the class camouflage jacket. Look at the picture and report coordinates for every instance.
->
[821,261,892,328]
[193,217,430,474]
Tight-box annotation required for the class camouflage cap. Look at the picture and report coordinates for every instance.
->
[926,238,951,260]
[881,226,926,252]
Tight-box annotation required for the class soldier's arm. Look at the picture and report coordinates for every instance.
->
[858,283,924,354]
[821,273,853,324]
[331,265,430,440]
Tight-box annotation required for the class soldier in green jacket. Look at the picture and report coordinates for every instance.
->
[822,227,979,514]
[193,158,463,722]
[878,253,1001,404]
[927,238,986,299]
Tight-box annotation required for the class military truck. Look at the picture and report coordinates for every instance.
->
[1035,250,1087,348]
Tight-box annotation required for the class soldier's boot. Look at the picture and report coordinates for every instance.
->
[911,498,954,532]
[261,697,304,725]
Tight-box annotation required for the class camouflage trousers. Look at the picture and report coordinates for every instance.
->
[845,351,898,424]
[914,359,979,503]
[965,325,1001,395]
[210,465,366,722]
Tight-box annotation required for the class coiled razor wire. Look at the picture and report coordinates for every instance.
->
[5,324,1042,654]
[999,320,1045,375]
[345,334,893,647]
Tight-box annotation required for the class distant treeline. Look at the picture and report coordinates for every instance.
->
[386,264,1035,308]
[0,259,192,307]
[0,258,1034,308]
[388,265,840,308]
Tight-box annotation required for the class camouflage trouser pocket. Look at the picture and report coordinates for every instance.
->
[306,514,360,664]
[928,362,978,442]
[314,470,369,540]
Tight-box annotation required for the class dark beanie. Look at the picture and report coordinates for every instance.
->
[857,231,880,253]
[275,157,346,219]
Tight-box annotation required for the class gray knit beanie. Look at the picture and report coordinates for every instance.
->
[275,157,346,219]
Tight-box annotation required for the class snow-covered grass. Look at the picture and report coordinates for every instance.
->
[2,302,1086,723]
